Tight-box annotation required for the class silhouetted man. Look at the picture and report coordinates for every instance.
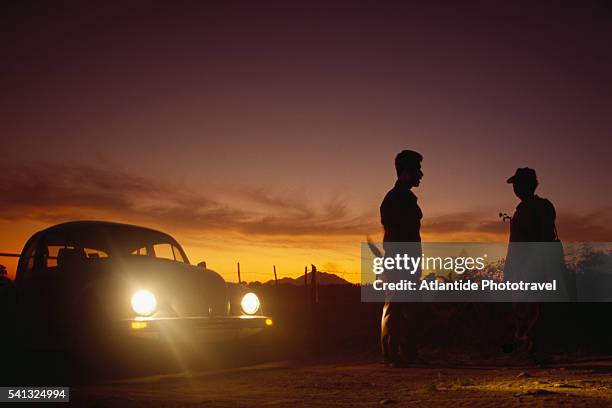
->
[379,150,423,367]
[504,167,562,362]
[507,168,557,243]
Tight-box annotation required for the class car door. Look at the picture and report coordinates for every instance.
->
[17,236,67,347]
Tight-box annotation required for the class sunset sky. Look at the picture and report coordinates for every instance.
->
[2,2,611,282]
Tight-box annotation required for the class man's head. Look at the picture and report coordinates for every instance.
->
[395,150,423,188]
[507,167,538,200]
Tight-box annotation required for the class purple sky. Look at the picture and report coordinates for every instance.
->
[2,2,611,280]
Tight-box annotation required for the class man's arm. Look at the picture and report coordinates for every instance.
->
[538,199,557,241]
[381,193,408,240]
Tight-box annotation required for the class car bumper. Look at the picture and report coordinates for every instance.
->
[119,315,273,344]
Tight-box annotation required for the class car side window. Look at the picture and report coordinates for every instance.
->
[131,247,148,256]
[47,245,74,268]
[45,245,107,268]
[152,243,185,263]
[21,237,40,277]
[153,243,174,261]
[18,236,48,278]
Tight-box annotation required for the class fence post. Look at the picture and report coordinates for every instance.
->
[273,265,278,286]
[237,262,241,283]
[304,265,308,309]
[310,264,318,305]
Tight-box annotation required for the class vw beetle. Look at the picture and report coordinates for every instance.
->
[11,221,272,359]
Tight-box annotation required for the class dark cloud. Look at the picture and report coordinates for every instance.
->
[0,163,376,237]
[423,209,612,242]
[423,212,507,237]
[555,208,612,242]
[1,163,609,241]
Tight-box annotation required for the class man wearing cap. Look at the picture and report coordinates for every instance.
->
[379,149,424,367]
[504,167,560,362]
[506,168,557,243]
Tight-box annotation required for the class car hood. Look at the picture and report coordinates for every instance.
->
[78,256,229,319]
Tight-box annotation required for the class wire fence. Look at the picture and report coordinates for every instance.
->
[229,262,361,285]
[229,263,361,307]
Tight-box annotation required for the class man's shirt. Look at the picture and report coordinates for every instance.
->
[510,195,557,242]
[380,181,422,243]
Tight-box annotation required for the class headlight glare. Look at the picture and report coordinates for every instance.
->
[131,290,157,316]
[240,292,260,315]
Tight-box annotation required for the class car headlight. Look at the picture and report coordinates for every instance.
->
[131,289,157,316]
[240,292,260,315]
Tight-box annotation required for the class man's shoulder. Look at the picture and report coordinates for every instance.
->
[519,196,554,208]
[381,185,416,205]
[381,185,400,205]
[535,196,556,213]
[518,196,555,219]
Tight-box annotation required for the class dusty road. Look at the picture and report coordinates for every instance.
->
[68,357,612,407]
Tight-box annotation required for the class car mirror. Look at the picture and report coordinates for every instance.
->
[197,261,207,269]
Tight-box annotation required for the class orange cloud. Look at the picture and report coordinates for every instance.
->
[0,162,377,237]
[2,162,610,243]
[1,163,610,282]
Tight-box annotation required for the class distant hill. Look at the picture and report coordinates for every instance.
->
[260,271,352,286]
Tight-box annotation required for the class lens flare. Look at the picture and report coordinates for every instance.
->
[131,290,157,316]
[240,292,260,315]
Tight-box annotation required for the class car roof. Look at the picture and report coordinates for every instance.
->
[40,220,170,236]
[37,220,182,255]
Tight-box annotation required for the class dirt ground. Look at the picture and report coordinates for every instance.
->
[68,355,612,408]
[3,287,611,407]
